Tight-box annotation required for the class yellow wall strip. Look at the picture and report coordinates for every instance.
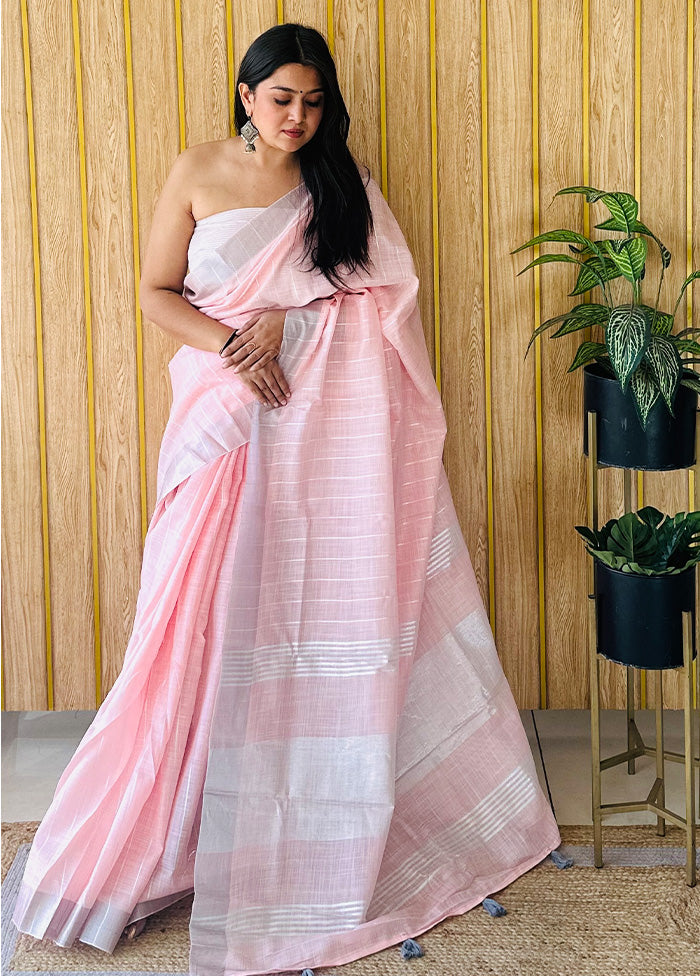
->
[226,0,236,133]
[688,0,696,707]
[327,0,334,55]
[429,0,441,392]
[20,0,54,710]
[70,0,102,706]
[531,0,546,708]
[634,0,646,708]
[123,0,148,548]
[378,0,388,198]
[582,0,589,240]
[277,0,283,26]
[480,0,495,630]
[174,0,186,150]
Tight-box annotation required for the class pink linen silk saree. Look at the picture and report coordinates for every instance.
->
[13,179,560,976]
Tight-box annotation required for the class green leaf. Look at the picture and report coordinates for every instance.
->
[526,303,609,353]
[674,339,700,356]
[631,222,672,267]
[673,270,700,316]
[600,237,647,283]
[676,327,700,337]
[512,230,601,255]
[550,303,609,339]
[567,341,607,372]
[609,512,657,561]
[599,192,639,233]
[574,525,599,546]
[555,185,607,203]
[570,257,622,295]
[643,335,682,412]
[606,304,650,389]
[629,361,660,428]
[680,370,700,395]
[648,309,674,336]
[517,253,582,276]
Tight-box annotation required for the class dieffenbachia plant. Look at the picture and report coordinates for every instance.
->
[513,185,700,427]
[575,507,700,576]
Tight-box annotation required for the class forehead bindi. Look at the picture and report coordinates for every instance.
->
[264,64,323,95]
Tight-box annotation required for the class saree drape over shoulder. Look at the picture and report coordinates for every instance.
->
[13,179,560,976]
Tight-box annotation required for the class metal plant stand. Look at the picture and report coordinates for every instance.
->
[586,410,699,887]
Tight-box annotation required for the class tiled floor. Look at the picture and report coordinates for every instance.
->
[1,708,693,826]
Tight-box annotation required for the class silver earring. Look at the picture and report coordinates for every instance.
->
[240,117,259,152]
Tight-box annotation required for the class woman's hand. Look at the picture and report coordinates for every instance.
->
[220,309,287,372]
[235,358,291,408]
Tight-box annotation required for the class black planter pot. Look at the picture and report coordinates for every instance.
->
[583,363,698,470]
[594,561,697,670]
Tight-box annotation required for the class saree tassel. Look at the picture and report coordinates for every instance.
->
[400,938,424,959]
[550,848,574,869]
[301,969,315,975]
[482,897,507,916]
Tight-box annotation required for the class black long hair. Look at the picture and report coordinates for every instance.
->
[234,24,373,287]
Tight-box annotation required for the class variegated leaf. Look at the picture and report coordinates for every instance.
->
[644,335,681,411]
[674,338,700,356]
[512,230,600,255]
[600,192,638,232]
[606,304,650,389]
[647,308,674,336]
[629,361,660,428]
[517,253,581,276]
[570,258,621,295]
[551,304,609,338]
[567,341,607,372]
[556,185,607,203]
[680,370,700,396]
[601,237,647,282]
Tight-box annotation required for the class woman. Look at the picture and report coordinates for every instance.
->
[13,24,560,976]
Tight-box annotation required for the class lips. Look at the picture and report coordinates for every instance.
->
[283,129,304,138]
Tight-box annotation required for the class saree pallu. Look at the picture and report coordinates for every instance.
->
[13,180,560,976]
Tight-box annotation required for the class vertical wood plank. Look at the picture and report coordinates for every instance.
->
[334,0,381,181]
[1,0,48,709]
[181,0,229,146]
[589,0,634,709]
[232,0,278,72]
[29,0,95,708]
[435,0,489,600]
[641,0,690,709]
[131,0,180,518]
[78,0,142,697]
[487,1,540,705]
[284,0,326,35]
[384,0,434,362]
[538,0,587,708]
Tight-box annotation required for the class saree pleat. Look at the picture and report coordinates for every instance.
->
[13,182,560,975]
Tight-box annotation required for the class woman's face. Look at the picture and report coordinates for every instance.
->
[239,63,325,154]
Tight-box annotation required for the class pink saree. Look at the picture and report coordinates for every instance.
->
[13,179,560,976]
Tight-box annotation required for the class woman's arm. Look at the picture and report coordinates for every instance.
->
[140,149,290,406]
[140,151,232,354]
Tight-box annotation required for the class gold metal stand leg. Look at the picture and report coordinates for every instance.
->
[655,670,665,836]
[589,595,603,868]
[683,612,696,886]
[627,668,636,775]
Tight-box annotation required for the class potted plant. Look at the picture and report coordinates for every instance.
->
[513,185,700,469]
[575,507,699,669]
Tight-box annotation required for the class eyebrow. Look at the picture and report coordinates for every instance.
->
[270,86,324,94]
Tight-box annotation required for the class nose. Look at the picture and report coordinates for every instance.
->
[288,98,305,123]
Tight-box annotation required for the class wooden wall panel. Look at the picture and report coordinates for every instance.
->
[538,0,587,709]
[181,0,230,145]
[487,0,540,706]
[334,0,381,182]
[589,0,634,709]
[1,0,48,709]
[131,0,180,516]
[28,0,96,708]
[285,0,327,36]
[3,0,697,711]
[384,0,434,361]
[79,0,142,695]
[435,0,488,600]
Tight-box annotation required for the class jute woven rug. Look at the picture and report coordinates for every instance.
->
[2,822,698,976]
